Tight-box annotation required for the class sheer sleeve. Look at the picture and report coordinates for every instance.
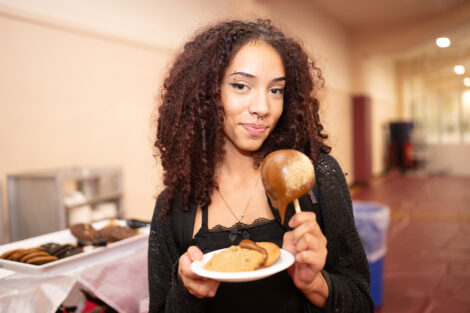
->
[307,154,375,313]
[148,191,206,313]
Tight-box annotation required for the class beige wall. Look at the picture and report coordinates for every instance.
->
[1,0,393,241]
[0,14,165,226]
[366,57,399,175]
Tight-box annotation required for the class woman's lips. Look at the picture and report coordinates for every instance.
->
[242,124,268,136]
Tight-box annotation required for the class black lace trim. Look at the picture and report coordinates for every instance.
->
[208,217,274,232]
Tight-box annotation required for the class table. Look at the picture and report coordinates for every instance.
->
[0,234,149,313]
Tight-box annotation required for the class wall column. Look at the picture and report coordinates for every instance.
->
[353,95,372,184]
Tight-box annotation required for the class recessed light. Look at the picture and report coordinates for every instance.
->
[436,37,451,48]
[454,65,465,75]
[464,77,470,87]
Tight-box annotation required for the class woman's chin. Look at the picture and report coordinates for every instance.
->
[223,132,268,154]
[238,139,266,153]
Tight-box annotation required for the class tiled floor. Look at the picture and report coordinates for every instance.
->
[351,171,470,313]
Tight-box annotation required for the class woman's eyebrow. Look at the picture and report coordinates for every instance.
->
[230,71,255,78]
[272,77,286,82]
[230,71,286,82]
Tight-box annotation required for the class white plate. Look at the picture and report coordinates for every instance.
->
[190,248,294,282]
[0,220,149,274]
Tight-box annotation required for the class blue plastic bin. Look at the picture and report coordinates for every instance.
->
[352,201,390,308]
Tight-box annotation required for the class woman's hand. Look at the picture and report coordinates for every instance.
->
[282,212,329,307]
[178,246,220,299]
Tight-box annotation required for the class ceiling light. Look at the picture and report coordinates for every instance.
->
[436,37,451,48]
[464,77,470,87]
[454,65,465,75]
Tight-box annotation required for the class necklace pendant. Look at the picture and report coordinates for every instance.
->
[240,212,245,219]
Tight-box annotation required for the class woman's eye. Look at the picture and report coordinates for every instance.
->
[230,83,248,91]
[270,88,284,95]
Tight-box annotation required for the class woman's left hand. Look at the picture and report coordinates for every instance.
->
[282,211,328,292]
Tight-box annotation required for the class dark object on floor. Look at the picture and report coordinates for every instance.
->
[81,289,118,313]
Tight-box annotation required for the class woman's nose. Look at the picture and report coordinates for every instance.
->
[249,91,269,119]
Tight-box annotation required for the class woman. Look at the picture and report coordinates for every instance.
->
[148,19,374,313]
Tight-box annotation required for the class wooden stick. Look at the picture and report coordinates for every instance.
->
[294,198,301,213]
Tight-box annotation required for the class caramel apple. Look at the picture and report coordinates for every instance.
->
[260,149,315,223]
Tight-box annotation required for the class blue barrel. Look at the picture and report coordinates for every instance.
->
[352,201,390,308]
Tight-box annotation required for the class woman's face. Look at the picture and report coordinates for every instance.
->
[220,40,285,154]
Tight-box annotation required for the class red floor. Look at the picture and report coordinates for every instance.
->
[351,171,470,313]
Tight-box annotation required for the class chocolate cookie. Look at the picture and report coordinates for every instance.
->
[98,225,120,242]
[41,242,84,259]
[41,243,61,255]
[70,223,101,242]
[108,225,136,241]
[60,246,83,258]
[100,225,136,242]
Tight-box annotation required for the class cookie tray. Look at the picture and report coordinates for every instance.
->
[0,219,149,274]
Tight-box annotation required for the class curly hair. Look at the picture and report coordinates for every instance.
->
[154,19,330,215]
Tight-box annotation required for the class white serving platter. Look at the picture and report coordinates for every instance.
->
[0,220,149,275]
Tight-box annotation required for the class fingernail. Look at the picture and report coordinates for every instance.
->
[288,219,294,227]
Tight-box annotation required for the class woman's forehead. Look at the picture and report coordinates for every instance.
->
[225,41,285,79]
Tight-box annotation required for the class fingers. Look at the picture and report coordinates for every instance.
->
[179,251,200,280]
[186,278,220,299]
[285,212,327,265]
[295,247,326,270]
[296,232,327,254]
[289,212,321,236]
[187,246,203,261]
[178,246,220,299]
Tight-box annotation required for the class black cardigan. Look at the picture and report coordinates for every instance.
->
[148,154,374,312]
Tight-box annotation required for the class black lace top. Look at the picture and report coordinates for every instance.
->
[148,154,374,313]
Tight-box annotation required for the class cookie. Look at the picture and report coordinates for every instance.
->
[108,226,136,241]
[51,244,71,257]
[1,249,23,260]
[100,225,136,242]
[256,242,281,267]
[5,249,27,261]
[7,247,45,262]
[60,246,83,258]
[204,240,281,272]
[99,225,120,242]
[204,245,265,272]
[19,251,51,263]
[41,243,61,255]
[9,248,44,261]
[70,223,101,242]
[41,242,84,258]
[26,255,58,265]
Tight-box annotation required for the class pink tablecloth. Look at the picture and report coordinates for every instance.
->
[77,248,149,313]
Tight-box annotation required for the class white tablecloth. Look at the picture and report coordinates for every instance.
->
[0,241,149,313]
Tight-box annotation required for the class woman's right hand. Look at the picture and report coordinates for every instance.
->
[178,246,220,299]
